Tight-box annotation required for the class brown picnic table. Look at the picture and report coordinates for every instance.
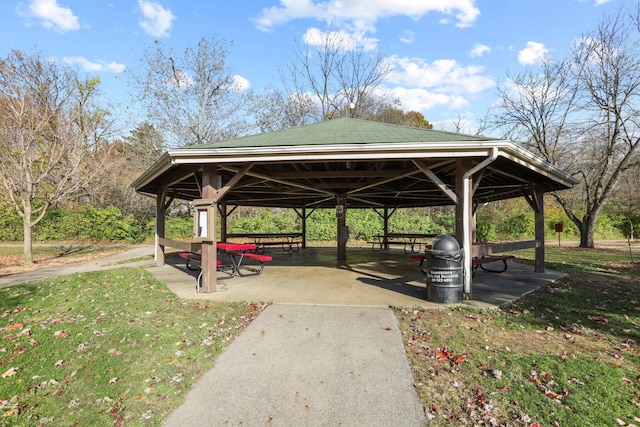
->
[368,233,437,254]
[226,233,303,254]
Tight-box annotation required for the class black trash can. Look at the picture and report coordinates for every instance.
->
[426,235,464,303]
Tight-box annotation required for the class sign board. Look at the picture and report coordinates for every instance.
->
[196,208,208,238]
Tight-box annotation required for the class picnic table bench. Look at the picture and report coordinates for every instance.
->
[368,233,436,254]
[226,233,303,254]
[410,253,515,276]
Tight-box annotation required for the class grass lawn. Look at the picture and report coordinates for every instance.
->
[0,267,266,426]
[395,246,640,426]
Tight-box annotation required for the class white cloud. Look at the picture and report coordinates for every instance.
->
[399,30,415,44]
[594,0,615,5]
[382,55,494,113]
[232,75,251,91]
[303,27,380,51]
[385,86,469,111]
[386,56,494,94]
[63,56,125,73]
[470,43,490,58]
[138,0,175,37]
[254,0,480,32]
[19,0,80,32]
[518,41,549,65]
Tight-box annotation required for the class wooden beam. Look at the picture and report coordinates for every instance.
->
[471,240,540,257]
[157,238,203,253]
[413,160,458,204]
[269,169,402,179]
[348,168,421,195]
[348,195,385,207]
[213,163,253,202]
[222,165,335,197]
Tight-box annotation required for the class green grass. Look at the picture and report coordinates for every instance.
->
[519,246,640,276]
[395,246,640,426]
[0,268,265,426]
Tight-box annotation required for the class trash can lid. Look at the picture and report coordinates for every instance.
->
[432,234,460,251]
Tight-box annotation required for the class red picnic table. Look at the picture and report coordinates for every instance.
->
[181,242,273,292]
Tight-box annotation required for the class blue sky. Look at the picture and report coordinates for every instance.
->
[1,0,622,133]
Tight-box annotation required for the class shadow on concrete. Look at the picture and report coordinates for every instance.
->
[148,246,565,308]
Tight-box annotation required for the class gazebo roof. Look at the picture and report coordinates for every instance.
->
[133,118,577,209]
[195,117,494,148]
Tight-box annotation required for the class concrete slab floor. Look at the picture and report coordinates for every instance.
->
[146,246,565,309]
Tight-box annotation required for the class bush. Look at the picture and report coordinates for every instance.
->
[476,219,497,242]
[347,210,382,241]
[0,205,23,241]
[307,209,336,241]
[29,206,142,243]
[0,199,630,246]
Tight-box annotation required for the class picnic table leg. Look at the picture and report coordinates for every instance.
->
[229,251,246,276]
[479,259,509,273]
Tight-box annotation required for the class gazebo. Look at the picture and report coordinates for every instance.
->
[133,118,577,297]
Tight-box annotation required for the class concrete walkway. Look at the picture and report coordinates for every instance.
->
[163,304,425,426]
[0,245,155,288]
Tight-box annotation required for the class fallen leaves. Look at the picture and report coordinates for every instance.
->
[1,367,18,378]
[436,346,467,366]
[528,369,573,405]
[4,323,24,331]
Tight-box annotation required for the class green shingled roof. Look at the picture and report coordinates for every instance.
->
[192,117,494,149]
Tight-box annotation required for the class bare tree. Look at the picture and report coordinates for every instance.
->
[491,9,640,248]
[0,49,113,264]
[569,11,640,247]
[94,122,163,219]
[283,28,391,121]
[250,88,316,132]
[130,36,251,147]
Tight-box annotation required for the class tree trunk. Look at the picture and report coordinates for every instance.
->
[23,204,34,266]
[579,213,596,249]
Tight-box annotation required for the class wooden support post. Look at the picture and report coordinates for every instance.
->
[521,184,546,273]
[155,187,167,267]
[383,207,389,250]
[200,166,218,293]
[220,203,228,243]
[302,207,307,249]
[337,195,347,262]
[533,186,545,273]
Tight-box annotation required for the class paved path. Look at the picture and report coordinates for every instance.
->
[0,245,155,287]
[163,304,425,426]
